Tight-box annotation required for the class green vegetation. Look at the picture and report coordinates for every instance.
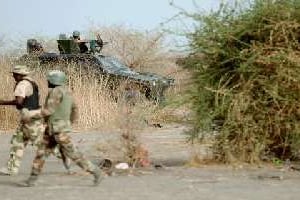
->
[183,0,300,162]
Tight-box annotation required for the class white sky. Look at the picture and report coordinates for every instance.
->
[0,0,222,38]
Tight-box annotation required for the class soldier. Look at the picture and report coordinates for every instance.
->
[0,65,45,175]
[23,70,102,187]
[0,65,71,176]
[72,30,81,40]
[71,30,89,53]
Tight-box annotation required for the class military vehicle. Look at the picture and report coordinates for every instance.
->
[19,35,174,102]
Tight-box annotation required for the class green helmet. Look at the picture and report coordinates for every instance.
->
[47,70,66,86]
[72,30,80,37]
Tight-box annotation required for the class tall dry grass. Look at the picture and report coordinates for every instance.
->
[1,25,189,133]
[0,57,18,130]
[0,25,189,165]
[0,57,170,132]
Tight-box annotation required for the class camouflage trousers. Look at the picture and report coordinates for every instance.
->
[7,119,45,174]
[30,131,96,176]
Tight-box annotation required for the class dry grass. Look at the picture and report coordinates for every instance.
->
[0,26,189,164]
[0,56,18,130]
[0,56,185,132]
[0,59,143,130]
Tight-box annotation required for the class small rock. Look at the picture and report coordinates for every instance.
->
[115,163,129,170]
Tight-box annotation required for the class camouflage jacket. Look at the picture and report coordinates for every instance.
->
[31,86,78,133]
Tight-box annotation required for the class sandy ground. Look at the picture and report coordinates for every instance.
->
[0,124,300,200]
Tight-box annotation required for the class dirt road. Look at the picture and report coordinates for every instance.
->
[0,124,300,200]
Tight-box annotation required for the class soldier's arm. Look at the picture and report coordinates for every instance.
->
[1,80,26,106]
[0,96,24,107]
[41,88,63,117]
[23,88,63,120]
[1,80,29,107]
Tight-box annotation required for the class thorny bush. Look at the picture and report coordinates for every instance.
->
[183,0,300,162]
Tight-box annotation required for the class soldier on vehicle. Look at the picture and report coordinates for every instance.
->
[71,30,81,40]
[70,30,105,54]
[0,65,71,176]
[70,30,88,53]
[23,70,102,187]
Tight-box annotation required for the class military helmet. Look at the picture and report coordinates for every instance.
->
[47,70,66,86]
[11,65,30,75]
[72,30,80,37]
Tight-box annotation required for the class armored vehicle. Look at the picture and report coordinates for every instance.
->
[19,36,174,102]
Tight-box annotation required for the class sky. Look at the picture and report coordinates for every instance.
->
[0,0,232,54]
[0,0,223,39]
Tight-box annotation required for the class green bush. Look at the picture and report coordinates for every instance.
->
[183,0,300,162]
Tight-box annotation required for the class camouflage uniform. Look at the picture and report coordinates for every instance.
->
[7,113,45,174]
[0,66,70,176]
[70,30,81,53]
[25,70,101,186]
[2,73,45,175]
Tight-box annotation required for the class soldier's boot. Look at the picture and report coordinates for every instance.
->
[92,167,103,186]
[0,167,17,176]
[23,175,38,187]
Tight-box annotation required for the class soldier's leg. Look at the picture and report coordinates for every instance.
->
[25,119,45,146]
[52,145,72,173]
[30,142,48,176]
[24,134,53,186]
[58,146,72,173]
[4,119,44,176]
[24,120,72,174]
[42,125,72,173]
[0,125,27,175]
[54,132,102,185]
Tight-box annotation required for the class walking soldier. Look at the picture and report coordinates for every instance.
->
[23,70,102,186]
